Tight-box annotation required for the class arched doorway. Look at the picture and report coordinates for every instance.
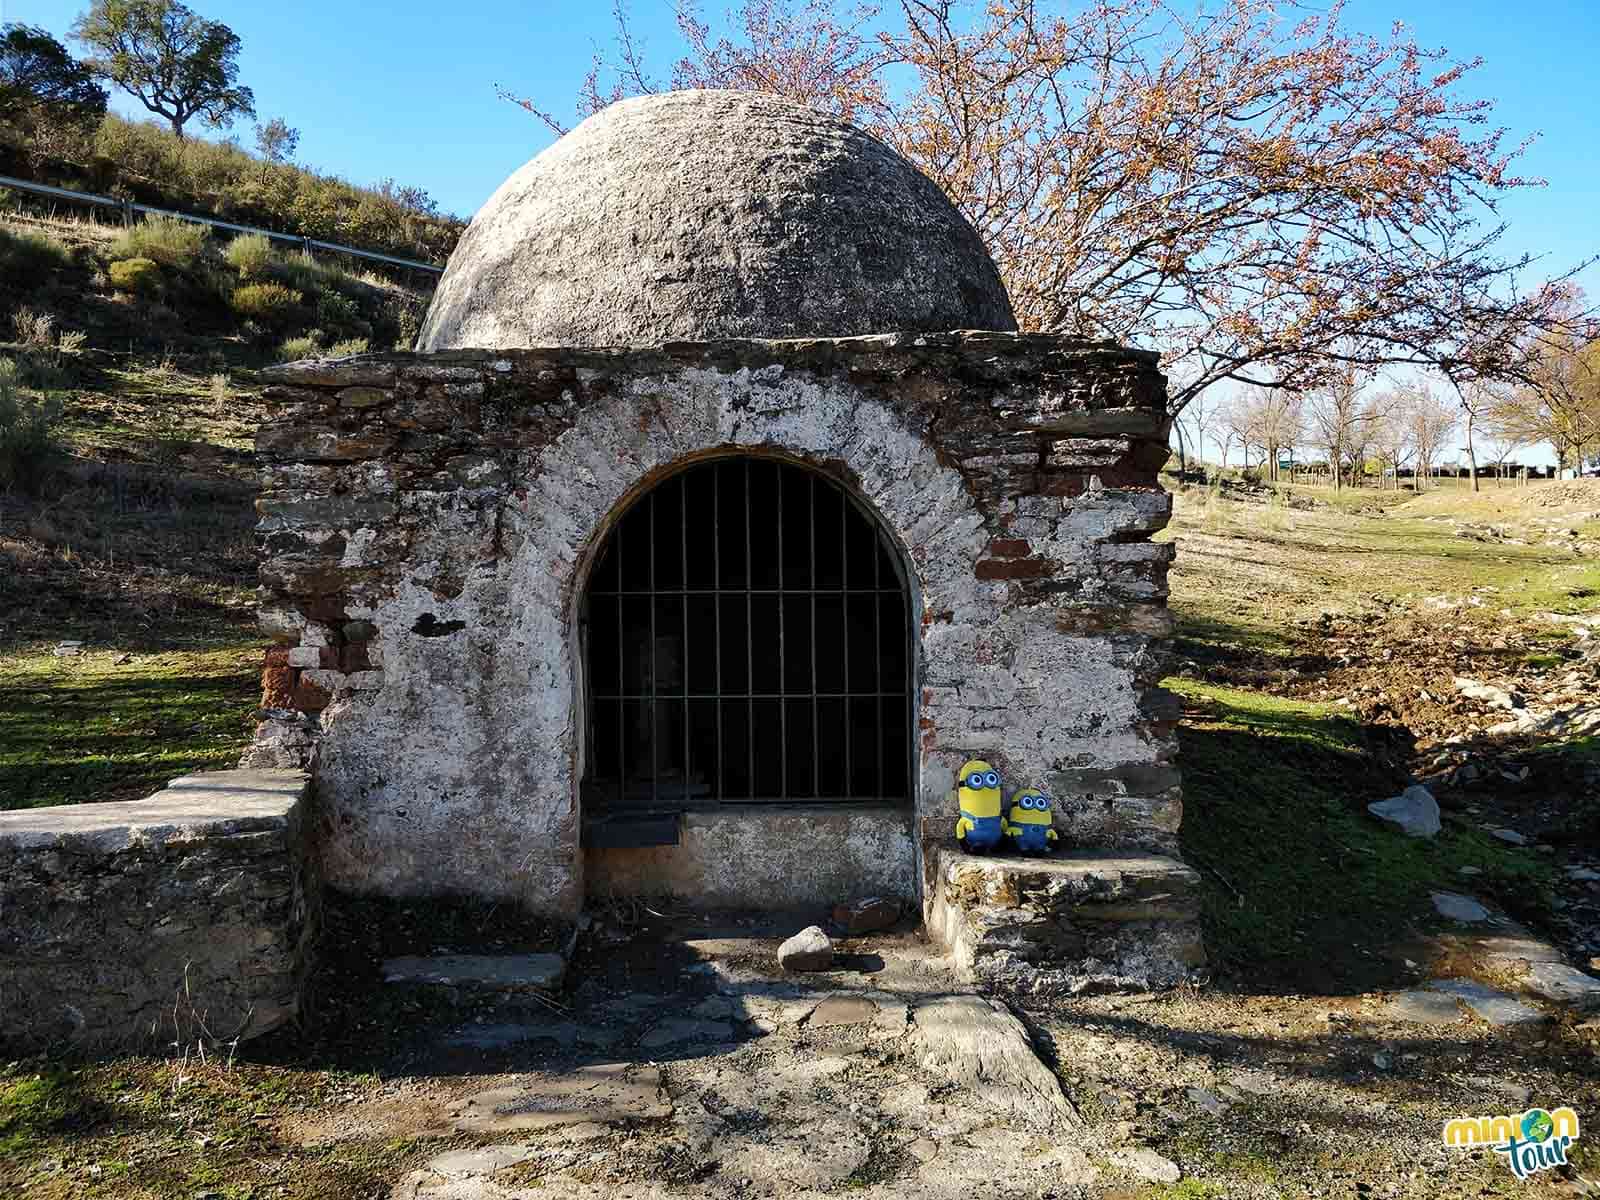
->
[580,456,913,839]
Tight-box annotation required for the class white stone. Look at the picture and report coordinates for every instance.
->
[778,926,834,972]
[1368,785,1440,838]
[1107,1147,1181,1184]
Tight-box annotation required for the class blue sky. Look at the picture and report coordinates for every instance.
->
[7,0,1596,462]
[8,0,1596,271]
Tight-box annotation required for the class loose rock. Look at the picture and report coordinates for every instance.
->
[1368,785,1441,838]
[832,896,902,936]
[778,926,834,972]
[1107,1147,1181,1184]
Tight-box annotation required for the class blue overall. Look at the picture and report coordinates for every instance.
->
[1010,822,1052,853]
[961,812,1004,851]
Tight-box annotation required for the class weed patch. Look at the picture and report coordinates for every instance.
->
[1173,680,1553,991]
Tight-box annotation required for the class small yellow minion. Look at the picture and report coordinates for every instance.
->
[1004,787,1057,854]
[955,759,1004,852]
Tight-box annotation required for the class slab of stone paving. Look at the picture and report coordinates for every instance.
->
[1385,990,1468,1024]
[450,1063,671,1133]
[1426,979,1547,1026]
[383,954,566,992]
[444,1020,621,1051]
[806,995,881,1027]
[425,1144,538,1180]
[1431,892,1491,923]
[636,1017,735,1048]
[1519,962,1600,1009]
[907,994,1078,1126]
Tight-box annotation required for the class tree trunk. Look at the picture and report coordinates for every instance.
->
[1466,409,1479,492]
[1175,420,1188,481]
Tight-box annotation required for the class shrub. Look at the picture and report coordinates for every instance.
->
[11,306,53,348]
[110,216,207,268]
[224,232,274,278]
[88,114,462,265]
[277,334,320,362]
[0,358,63,495]
[230,281,302,326]
[108,256,163,296]
[0,227,71,276]
[328,337,369,357]
[281,251,352,296]
[209,371,230,403]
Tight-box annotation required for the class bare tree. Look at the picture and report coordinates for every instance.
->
[1180,391,1215,479]
[1401,384,1459,491]
[1306,367,1379,490]
[520,0,1597,417]
[1369,393,1415,490]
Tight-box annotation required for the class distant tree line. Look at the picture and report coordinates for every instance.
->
[0,2,462,265]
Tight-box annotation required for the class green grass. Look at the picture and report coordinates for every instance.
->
[0,644,259,809]
[1174,680,1555,989]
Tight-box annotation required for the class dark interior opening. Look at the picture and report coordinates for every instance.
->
[581,457,912,822]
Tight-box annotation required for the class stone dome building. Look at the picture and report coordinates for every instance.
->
[250,90,1201,993]
[418,90,1016,350]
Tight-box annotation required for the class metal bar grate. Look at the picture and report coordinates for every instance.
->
[582,457,911,810]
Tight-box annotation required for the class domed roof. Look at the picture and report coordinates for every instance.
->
[418,90,1015,351]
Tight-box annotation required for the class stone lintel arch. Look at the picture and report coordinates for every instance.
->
[533,368,992,910]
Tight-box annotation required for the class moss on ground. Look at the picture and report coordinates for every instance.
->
[0,643,259,809]
[1173,680,1554,990]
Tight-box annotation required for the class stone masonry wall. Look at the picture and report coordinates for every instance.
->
[247,332,1177,916]
[0,769,316,1054]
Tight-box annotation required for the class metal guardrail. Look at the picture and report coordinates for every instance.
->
[0,172,444,274]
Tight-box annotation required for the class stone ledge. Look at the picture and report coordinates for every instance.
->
[928,847,1205,993]
[0,769,309,853]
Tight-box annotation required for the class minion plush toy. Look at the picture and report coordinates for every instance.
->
[954,760,1004,852]
[1004,787,1058,854]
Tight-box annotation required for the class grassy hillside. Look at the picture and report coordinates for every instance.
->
[2,112,463,266]
[0,208,436,809]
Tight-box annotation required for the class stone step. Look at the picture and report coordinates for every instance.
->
[381,953,566,994]
[928,847,1205,994]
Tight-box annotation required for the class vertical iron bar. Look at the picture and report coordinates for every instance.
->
[615,518,625,803]
[776,464,787,800]
[681,473,690,799]
[649,490,657,808]
[873,512,884,800]
[745,459,755,799]
[840,486,851,797]
[713,465,722,801]
[809,473,819,799]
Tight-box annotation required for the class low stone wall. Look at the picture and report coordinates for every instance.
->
[0,769,317,1055]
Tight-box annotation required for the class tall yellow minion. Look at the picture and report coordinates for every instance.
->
[954,759,1004,852]
[1003,787,1057,854]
